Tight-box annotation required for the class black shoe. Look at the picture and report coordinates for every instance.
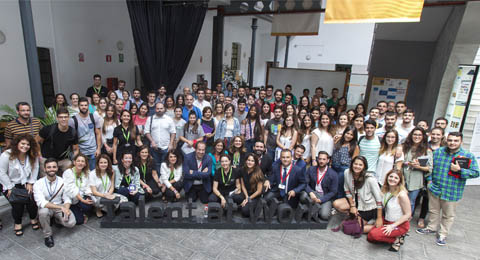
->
[44,236,54,248]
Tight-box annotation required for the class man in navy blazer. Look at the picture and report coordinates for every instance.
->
[264,149,306,208]
[183,141,213,204]
[272,145,307,174]
[300,151,338,220]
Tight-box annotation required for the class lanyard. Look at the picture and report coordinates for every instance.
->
[233,153,240,166]
[383,193,394,206]
[197,160,203,171]
[45,178,58,198]
[101,174,109,191]
[169,168,175,181]
[73,168,82,188]
[221,167,233,184]
[141,163,147,180]
[122,127,130,141]
[93,86,101,95]
[124,175,131,185]
[317,166,328,185]
[248,119,253,138]
[280,164,293,184]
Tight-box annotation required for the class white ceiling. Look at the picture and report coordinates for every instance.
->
[374,6,453,42]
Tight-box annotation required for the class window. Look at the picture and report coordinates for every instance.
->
[231,42,241,70]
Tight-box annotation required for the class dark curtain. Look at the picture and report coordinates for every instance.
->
[126,0,207,95]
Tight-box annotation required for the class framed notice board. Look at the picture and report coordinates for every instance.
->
[367,77,410,109]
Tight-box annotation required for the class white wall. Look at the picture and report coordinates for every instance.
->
[0,1,32,109]
[31,0,137,96]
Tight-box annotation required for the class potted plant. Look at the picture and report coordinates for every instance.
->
[0,104,17,144]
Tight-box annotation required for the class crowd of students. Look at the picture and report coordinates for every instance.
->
[0,73,478,251]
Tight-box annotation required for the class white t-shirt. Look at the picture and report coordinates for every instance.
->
[312,128,334,156]
[396,124,415,143]
[144,114,176,149]
[193,100,211,112]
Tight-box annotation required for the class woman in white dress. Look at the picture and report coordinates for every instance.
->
[298,114,313,164]
[101,104,119,158]
[311,113,334,165]
[376,130,404,185]
[275,116,298,160]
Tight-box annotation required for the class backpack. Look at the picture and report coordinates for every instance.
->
[357,135,382,145]
[72,113,96,139]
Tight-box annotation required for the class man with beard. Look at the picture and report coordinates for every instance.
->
[396,109,415,143]
[269,89,285,112]
[376,101,388,127]
[264,149,306,208]
[375,112,397,139]
[115,80,127,100]
[265,85,275,103]
[34,159,76,248]
[253,141,273,178]
[86,74,108,102]
[300,151,338,220]
[5,102,42,148]
[156,85,167,104]
[264,107,284,160]
[145,103,176,171]
[417,132,479,246]
[69,97,102,170]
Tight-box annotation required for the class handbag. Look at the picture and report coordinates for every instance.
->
[7,186,32,204]
[331,213,364,238]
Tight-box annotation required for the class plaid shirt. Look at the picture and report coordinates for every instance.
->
[427,147,479,202]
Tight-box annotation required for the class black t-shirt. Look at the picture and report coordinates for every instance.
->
[86,86,109,98]
[113,125,139,160]
[240,168,263,195]
[214,167,239,194]
[39,124,78,159]
[138,162,155,183]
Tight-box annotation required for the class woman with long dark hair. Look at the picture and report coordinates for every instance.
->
[260,102,272,127]
[0,134,39,235]
[208,139,228,176]
[179,110,205,155]
[311,113,334,164]
[355,103,366,116]
[298,114,313,164]
[331,126,359,198]
[241,105,263,153]
[229,136,247,168]
[201,106,216,153]
[209,154,242,208]
[333,156,383,234]
[160,151,183,202]
[237,153,264,217]
[353,114,365,140]
[136,146,161,200]
[214,103,240,147]
[333,112,349,143]
[401,127,432,214]
[63,154,92,224]
[376,130,404,186]
[275,115,298,160]
[101,104,119,158]
[336,97,347,114]
[175,94,185,107]
[112,110,142,164]
[164,96,176,118]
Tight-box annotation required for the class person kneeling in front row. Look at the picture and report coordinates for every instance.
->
[209,154,243,207]
[34,158,76,248]
[264,149,306,209]
[300,151,338,220]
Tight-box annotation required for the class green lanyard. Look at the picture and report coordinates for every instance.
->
[124,175,131,185]
[101,175,109,191]
[73,168,82,188]
[169,168,175,181]
[93,86,101,95]
[233,153,240,166]
[221,167,233,184]
[383,193,394,207]
[122,128,130,141]
[141,163,147,180]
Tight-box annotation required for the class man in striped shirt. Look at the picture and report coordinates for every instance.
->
[417,132,479,246]
[4,102,42,148]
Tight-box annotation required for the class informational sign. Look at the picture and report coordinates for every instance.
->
[368,77,409,109]
[444,65,477,133]
[468,114,480,185]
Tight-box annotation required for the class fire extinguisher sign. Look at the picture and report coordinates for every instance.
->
[106,55,112,62]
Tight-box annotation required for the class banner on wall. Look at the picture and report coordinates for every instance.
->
[271,13,320,36]
[325,0,424,24]
[444,65,477,133]
[368,77,409,110]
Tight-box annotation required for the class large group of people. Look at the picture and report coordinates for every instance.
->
[0,74,478,251]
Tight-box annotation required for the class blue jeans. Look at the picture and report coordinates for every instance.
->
[151,147,168,173]
[332,165,349,199]
[86,154,96,171]
[408,189,421,214]
[116,187,140,204]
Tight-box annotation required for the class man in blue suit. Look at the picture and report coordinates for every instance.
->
[264,149,306,208]
[300,151,338,220]
[272,145,307,175]
[183,141,212,204]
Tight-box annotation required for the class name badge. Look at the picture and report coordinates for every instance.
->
[88,123,94,129]
[278,184,285,190]
[128,184,136,192]
[124,143,131,147]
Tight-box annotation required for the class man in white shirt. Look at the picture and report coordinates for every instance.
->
[396,109,415,143]
[193,87,211,111]
[115,80,127,100]
[375,112,397,138]
[34,159,76,248]
[145,103,176,172]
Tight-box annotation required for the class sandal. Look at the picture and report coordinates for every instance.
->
[388,238,401,252]
[14,227,24,237]
[96,209,104,218]
[399,234,406,245]
[417,218,425,228]
[31,222,40,230]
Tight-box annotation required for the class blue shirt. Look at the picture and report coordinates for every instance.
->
[182,106,202,122]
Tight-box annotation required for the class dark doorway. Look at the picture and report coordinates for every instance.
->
[37,47,55,107]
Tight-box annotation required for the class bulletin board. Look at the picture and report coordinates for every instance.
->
[367,77,410,109]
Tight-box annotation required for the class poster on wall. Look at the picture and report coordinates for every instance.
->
[467,114,480,185]
[444,65,477,133]
[368,77,409,109]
